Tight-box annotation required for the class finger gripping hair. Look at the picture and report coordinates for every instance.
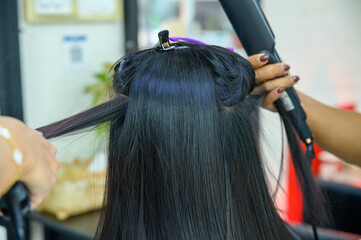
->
[205,46,255,107]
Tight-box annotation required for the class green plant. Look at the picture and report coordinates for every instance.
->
[84,63,114,137]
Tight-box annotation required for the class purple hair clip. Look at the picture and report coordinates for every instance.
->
[157,30,234,51]
[169,36,234,52]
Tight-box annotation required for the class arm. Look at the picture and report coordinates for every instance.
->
[0,116,59,208]
[0,138,17,195]
[297,91,361,165]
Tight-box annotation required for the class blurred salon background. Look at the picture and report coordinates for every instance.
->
[0,0,360,239]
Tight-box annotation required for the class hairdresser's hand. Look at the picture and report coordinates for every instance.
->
[0,117,58,209]
[247,53,300,111]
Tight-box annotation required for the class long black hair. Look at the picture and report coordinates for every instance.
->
[39,42,328,239]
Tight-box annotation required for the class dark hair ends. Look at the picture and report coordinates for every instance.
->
[276,104,331,227]
[38,42,329,239]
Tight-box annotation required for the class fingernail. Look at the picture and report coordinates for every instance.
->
[292,75,300,83]
[260,54,269,62]
[277,87,285,94]
[282,64,290,71]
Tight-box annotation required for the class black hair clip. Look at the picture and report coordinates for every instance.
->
[158,30,175,51]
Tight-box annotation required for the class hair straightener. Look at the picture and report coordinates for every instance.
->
[219,0,315,162]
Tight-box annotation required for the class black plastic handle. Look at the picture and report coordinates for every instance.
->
[263,50,313,143]
[0,182,30,240]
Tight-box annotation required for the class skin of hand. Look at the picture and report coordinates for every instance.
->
[247,53,300,111]
[297,91,361,165]
[0,116,58,209]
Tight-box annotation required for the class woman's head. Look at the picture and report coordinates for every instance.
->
[39,40,327,240]
[96,42,294,239]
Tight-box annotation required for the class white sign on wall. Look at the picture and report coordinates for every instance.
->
[77,0,116,16]
[34,0,73,15]
[25,0,122,22]
[63,35,88,70]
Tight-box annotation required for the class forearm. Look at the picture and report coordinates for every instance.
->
[297,91,361,165]
[0,138,17,196]
[0,117,26,197]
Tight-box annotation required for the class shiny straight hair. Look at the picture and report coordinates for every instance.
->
[39,42,328,239]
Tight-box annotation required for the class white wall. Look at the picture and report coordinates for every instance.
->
[262,0,361,109]
[18,0,124,161]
